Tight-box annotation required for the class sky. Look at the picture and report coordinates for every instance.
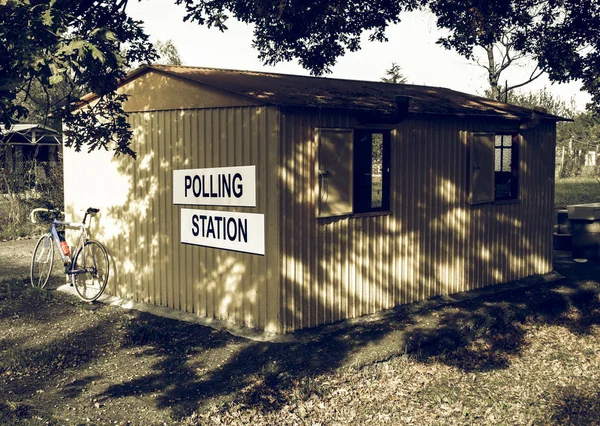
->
[126,1,591,112]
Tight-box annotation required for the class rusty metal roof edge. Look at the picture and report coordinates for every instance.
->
[277,104,523,121]
[76,65,154,107]
[76,65,573,122]
[151,65,572,122]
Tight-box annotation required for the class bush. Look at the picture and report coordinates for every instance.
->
[0,160,63,240]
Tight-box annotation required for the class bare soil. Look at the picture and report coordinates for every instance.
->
[0,237,38,282]
[1,238,599,425]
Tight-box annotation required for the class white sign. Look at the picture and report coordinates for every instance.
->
[173,166,256,207]
[180,208,265,255]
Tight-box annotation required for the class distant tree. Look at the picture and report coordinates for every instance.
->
[507,87,599,178]
[500,87,575,118]
[154,39,183,65]
[381,63,408,84]
[555,111,600,178]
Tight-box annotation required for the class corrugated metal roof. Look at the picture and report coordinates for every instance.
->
[1,123,60,145]
[84,65,568,122]
[1,123,59,135]
[148,65,568,122]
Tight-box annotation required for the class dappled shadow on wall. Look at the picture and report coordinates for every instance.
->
[278,113,552,332]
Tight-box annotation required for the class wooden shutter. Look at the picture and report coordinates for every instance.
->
[470,133,495,204]
[317,128,353,218]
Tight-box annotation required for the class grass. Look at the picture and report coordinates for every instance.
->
[555,176,600,208]
[0,256,599,425]
[0,222,45,241]
[0,195,61,241]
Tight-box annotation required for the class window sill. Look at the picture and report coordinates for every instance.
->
[316,210,393,222]
[493,199,520,205]
[352,210,393,218]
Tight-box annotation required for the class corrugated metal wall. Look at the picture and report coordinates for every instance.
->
[64,106,281,332]
[64,100,555,334]
[280,110,555,332]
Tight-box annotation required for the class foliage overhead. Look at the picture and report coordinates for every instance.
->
[177,0,600,112]
[176,0,419,75]
[2,0,600,158]
[1,0,156,157]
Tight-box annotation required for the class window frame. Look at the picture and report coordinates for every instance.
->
[494,133,519,202]
[316,127,392,218]
[470,131,520,206]
[353,129,391,214]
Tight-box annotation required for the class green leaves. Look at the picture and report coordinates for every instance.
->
[56,39,105,63]
[176,0,600,113]
[1,0,155,157]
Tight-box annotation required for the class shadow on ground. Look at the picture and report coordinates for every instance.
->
[98,253,600,419]
[1,251,599,422]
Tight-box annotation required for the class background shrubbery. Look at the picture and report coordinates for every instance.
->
[0,158,63,240]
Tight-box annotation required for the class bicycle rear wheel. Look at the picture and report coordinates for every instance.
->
[31,234,54,289]
[71,240,109,302]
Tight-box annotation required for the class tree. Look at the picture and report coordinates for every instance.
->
[507,87,600,178]
[3,1,600,159]
[498,87,575,118]
[1,0,156,157]
[15,78,86,131]
[176,0,600,113]
[473,32,544,102]
[422,0,600,108]
[154,39,183,65]
[555,111,600,178]
[381,63,408,84]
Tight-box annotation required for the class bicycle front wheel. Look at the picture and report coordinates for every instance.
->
[31,234,54,289]
[71,240,109,302]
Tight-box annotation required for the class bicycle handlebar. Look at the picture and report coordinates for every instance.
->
[30,207,100,224]
[30,208,64,224]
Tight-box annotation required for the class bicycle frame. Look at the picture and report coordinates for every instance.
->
[32,208,98,276]
[49,219,88,270]
[31,207,108,301]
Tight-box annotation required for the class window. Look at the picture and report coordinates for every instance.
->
[470,132,519,205]
[354,130,390,213]
[317,128,391,218]
[494,134,518,201]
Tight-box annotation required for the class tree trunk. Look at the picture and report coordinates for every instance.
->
[486,45,500,100]
[559,145,566,178]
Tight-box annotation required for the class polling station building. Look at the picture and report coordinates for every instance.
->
[64,65,565,333]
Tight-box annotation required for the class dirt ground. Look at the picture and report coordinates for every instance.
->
[0,237,39,282]
[1,238,599,425]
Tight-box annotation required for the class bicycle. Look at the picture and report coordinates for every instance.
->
[30,207,109,302]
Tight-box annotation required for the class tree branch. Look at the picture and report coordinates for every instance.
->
[505,68,545,93]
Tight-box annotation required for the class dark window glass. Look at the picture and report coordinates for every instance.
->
[354,130,390,212]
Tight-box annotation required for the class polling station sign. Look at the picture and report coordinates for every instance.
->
[180,208,265,255]
[173,166,256,207]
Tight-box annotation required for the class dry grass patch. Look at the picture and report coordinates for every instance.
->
[1,260,599,425]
